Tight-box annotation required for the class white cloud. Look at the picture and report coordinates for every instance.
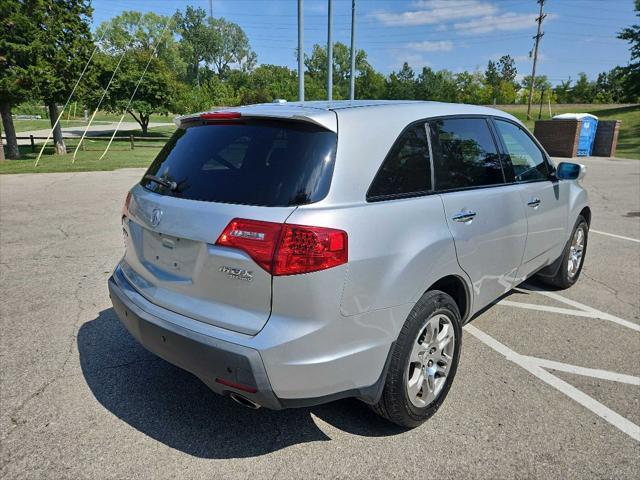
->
[373,0,498,27]
[388,52,431,71]
[406,40,454,52]
[373,1,556,38]
[453,12,537,35]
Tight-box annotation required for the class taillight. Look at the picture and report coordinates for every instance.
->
[274,224,347,275]
[123,191,132,216]
[215,218,348,276]
[216,218,282,272]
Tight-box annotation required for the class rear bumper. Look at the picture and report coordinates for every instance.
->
[108,270,283,409]
[109,264,397,409]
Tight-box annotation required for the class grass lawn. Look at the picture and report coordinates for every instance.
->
[10,112,174,133]
[495,103,640,160]
[0,126,174,174]
[11,119,110,133]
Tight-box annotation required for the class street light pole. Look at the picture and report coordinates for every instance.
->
[298,0,304,101]
[327,0,333,101]
[349,0,356,101]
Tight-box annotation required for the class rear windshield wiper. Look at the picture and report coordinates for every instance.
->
[144,174,177,191]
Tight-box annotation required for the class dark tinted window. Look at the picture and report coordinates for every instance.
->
[367,124,431,199]
[142,120,337,206]
[429,118,504,190]
[494,119,548,182]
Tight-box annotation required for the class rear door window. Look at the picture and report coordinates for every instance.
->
[367,124,431,200]
[429,118,504,190]
[142,120,337,207]
[493,119,549,182]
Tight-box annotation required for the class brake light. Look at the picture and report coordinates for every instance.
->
[216,218,282,272]
[274,224,348,275]
[215,218,348,276]
[123,191,132,216]
[200,111,241,120]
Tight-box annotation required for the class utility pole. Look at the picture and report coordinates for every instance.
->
[538,86,545,120]
[298,0,304,101]
[209,0,213,18]
[327,0,333,101]
[526,0,546,120]
[0,122,5,162]
[349,0,356,101]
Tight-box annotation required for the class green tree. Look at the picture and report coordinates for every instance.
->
[520,75,552,104]
[497,55,517,85]
[455,71,485,104]
[304,42,371,99]
[496,80,517,104]
[554,79,573,104]
[239,64,297,104]
[32,0,94,154]
[0,0,42,158]
[101,52,177,133]
[97,11,183,132]
[172,76,239,113]
[415,68,458,102]
[617,0,640,100]
[572,72,594,103]
[484,60,500,102]
[208,17,257,77]
[386,62,416,100]
[356,66,386,99]
[174,6,210,84]
[96,11,184,78]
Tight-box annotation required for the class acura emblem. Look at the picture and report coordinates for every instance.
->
[150,208,163,227]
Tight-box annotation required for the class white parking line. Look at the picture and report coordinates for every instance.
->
[521,356,640,386]
[465,324,640,442]
[498,299,640,332]
[513,286,640,332]
[591,229,640,243]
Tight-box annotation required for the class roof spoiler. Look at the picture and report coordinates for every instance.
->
[173,108,337,132]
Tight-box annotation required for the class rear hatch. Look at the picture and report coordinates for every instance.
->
[121,114,337,335]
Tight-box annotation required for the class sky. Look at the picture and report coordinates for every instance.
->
[90,0,636,85]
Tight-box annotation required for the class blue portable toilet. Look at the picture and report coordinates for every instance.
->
[553,113,598,156]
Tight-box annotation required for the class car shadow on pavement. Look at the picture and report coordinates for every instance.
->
[77,308,406,459]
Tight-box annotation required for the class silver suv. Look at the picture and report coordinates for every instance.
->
[108,100,590,427]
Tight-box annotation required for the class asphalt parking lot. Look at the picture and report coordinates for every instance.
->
[1,157,638,479]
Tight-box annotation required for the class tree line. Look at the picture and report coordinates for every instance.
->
[1,0,638,160]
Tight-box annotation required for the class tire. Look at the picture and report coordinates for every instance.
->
[539,215,589,289]
[371,290,462,428]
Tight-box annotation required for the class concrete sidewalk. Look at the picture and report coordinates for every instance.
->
[16,121,175,145]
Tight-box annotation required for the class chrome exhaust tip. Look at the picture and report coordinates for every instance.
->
[229,392,261,410]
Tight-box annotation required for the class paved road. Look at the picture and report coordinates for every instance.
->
[16,122,174,145]
[1,157,638,479]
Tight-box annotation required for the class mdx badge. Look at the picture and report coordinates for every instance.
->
[219,266,253,281]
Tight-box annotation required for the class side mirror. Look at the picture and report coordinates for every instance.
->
[557,162,586,181]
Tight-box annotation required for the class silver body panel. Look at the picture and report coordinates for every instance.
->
[113,100,589,402]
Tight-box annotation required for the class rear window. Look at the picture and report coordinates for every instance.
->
[141,120,337,206]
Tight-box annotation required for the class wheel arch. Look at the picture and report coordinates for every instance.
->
[579,206,591,226]
[425,274,471,323]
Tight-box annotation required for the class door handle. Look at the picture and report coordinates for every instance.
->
[527,197,541,208]
[452,210,477,223]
